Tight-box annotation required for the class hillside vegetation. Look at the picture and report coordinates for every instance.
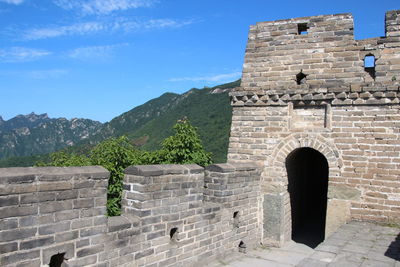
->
[0,80,239,167]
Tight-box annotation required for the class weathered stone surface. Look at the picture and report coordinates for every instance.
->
[263,193,285,246]
[325,199,351,238]
[108,215,131,232]
[328,185,361,200]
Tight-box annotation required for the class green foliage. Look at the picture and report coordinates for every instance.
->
[39,119,212,216]
[37,151,91,167]
[158,118,212,166]
[90,136,142,216]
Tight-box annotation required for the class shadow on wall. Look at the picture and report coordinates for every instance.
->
[385,232,400,261]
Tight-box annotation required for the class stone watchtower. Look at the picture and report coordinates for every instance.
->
[228,10,400,247]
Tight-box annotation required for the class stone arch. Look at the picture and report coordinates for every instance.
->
[266,133,342,186]
[261,133,343,246]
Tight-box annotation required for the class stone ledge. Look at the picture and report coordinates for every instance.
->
[230,88,400,107]
[206,163,260,173]
[328,185,361,200]
[205,163,235,173]
[0,166,109,184]
[125,164,203,176]
[107,215,139,233]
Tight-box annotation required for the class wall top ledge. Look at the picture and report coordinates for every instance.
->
[206,163,260,173]
[0,165,109,184]
[125,164,204,176]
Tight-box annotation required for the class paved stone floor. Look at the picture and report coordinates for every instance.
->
[207,221,400,267]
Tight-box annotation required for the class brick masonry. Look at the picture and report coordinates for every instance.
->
[228,10,400,246]
[0,164,261,266]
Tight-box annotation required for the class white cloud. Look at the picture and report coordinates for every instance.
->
[168,72,242,83]
[0,0,24,5]
[53,0,155,15]
[117,18,195,31]
[23,22,105,40]
[67,43,128,60]
[22,18,195,40]
[0,47,51,62]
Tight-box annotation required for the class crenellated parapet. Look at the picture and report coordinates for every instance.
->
[238,10,400,95]
[0,164,262,266]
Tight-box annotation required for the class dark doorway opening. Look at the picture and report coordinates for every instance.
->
[286,147,328,248]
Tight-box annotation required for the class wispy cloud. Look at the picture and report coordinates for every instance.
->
[168,72,242,83]
[23,22,105,40]
[116,18,195,32]
[0,69,68,79]
[53,0,156,15]
[0,0,24,5]
[67,43,128,60]
[22,18,195,40]
[0,47,51,62]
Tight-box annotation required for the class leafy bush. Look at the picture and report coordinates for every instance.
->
[40,119,212,216]
[158,118,212,166]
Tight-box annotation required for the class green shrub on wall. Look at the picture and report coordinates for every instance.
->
[39,119,212,216]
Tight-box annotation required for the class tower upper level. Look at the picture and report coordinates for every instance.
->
[237,10,400,98]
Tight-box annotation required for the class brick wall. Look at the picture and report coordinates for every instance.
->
[0,166,109,266]
[0,164,261,266]
[239,10,400,92]
[228,9,400,245]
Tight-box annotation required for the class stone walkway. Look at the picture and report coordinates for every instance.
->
[207,221,400,267]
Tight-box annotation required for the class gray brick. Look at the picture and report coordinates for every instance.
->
[55,230,79,242]
[39,201,72,214]
[0,250,39,266]
[0,204,37,219]
[80,225,106,237]
[0,242,18,253]
[73,198,94,209]
[19,215,39,227]
[146,230,165,240]
[0,195,18,206]
[39,221,70,235]
[135,248,154,259]
[0,218,18,230]
[77,244,104,257]
[20,236,54,250]
[0,227,37,242]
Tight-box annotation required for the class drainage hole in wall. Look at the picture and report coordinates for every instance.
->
[49,252,66,267]
[170,227,178,240]
[238,241,247,253]
[233,211,239,218]
[296,70,307,85]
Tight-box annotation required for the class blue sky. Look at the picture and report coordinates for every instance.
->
[0,0,399,122]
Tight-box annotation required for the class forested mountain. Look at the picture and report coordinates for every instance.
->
[0,113,102,159]
[0,80,239,166]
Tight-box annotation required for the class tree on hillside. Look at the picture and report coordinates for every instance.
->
[39,118,212,216]
[157,117,212,166]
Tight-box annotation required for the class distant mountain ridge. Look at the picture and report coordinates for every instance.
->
[0,113,102,159]
[77,80,239,162]
[0,80,240,166]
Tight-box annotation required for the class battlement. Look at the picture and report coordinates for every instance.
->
[237,10,400,104]
[252,13,353,39]
[0,164,261,266]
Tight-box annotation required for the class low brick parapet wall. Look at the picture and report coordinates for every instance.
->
[0,166,109,266]
[0,164,262,266]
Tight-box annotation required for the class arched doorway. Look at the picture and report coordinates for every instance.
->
[286,147,329,248]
